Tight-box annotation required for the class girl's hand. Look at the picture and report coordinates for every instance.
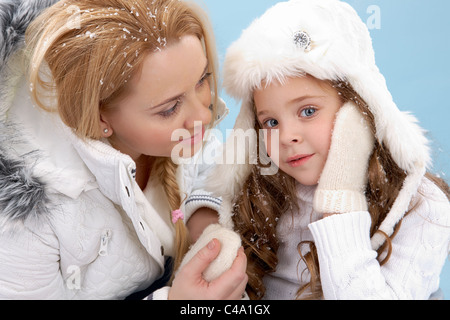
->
[186,208,220,243]
[168,239,248,300]
[313,102,375,217]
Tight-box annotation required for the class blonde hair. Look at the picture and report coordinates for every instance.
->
[232,77,450,300]
[26,0,219,273]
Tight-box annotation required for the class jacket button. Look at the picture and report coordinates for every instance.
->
[129,166,137,179]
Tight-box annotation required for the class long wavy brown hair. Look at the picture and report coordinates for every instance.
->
[26,0,219,273]
[232,78,450,300]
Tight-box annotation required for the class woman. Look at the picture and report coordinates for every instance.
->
[0,0,246,299]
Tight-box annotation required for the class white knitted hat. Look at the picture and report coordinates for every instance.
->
[215,0,430,250]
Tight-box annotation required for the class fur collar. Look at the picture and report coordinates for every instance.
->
[0,0,56,224]
[0,0,57,72]
[0,123,49,224]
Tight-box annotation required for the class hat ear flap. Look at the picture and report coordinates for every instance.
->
[205,99,256,228]
[347,71,431,174]
[371,166,426,251]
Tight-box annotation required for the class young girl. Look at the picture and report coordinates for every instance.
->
[0,0,247,299]
[210,0,450,299]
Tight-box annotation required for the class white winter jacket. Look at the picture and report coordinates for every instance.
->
[0,46,228,299]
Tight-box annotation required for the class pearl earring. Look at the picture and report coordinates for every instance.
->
[104,128,109,134]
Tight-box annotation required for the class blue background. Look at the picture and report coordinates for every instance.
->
[201,0,450,299]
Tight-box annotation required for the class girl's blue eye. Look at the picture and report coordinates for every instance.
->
[300,107,317,118]
[264,119,279,128]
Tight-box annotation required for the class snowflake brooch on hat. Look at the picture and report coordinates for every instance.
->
[293,30,312,51]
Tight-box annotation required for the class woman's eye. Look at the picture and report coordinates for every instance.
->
[159,100,181,118]
[197,72,212,87]
[300,107,317,118]
[264,119,279,128]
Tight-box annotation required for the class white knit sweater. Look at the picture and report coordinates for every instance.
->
[263,178,450,300]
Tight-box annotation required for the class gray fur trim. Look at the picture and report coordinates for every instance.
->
[0,120,49,222]
[0,148,49,222]
[0,0,55,223]
[0,0,58,72]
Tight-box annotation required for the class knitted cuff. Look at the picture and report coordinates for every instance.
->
[184,193,222,222]
[313,189,368,214]
[308,211,373,257]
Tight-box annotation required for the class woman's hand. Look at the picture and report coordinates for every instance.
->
[168,239,248,300]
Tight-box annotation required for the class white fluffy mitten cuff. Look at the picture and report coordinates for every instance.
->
[179,224,242,282]
[313,102,375,214]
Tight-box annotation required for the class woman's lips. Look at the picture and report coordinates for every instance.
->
[287,154,314,167]
[179,127,205,146]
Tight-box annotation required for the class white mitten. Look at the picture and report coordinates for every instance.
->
[313,102,375,214]
[179,224,242,282]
